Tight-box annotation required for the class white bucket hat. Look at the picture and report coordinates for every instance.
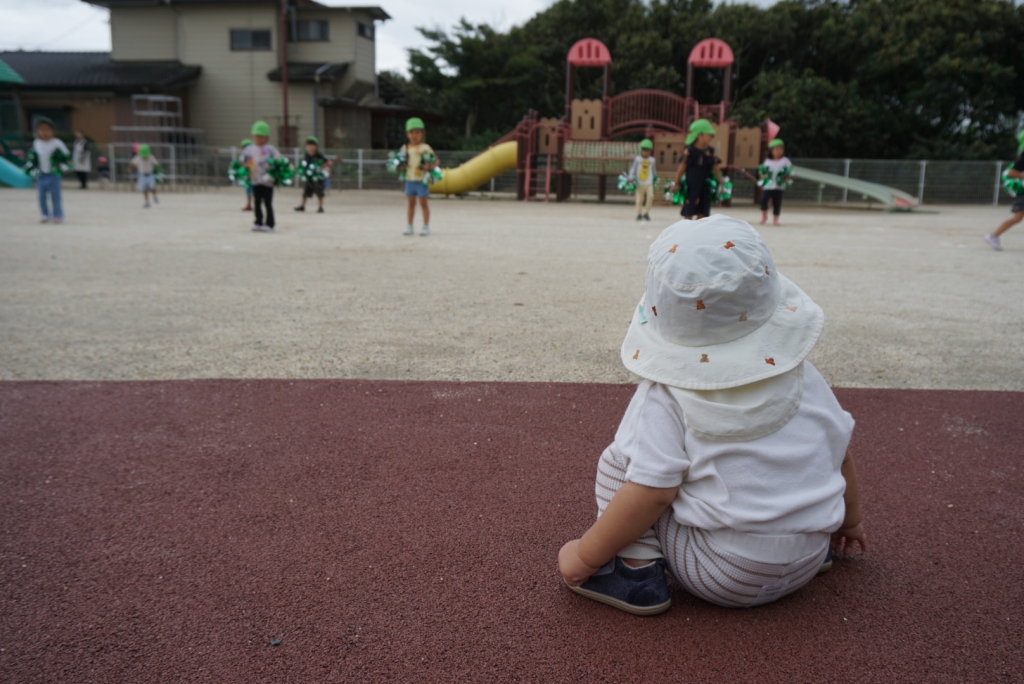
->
[621,215,823,390]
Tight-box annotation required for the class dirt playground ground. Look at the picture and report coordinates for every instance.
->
[1,187,1022,682]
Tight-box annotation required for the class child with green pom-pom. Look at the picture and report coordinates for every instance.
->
[758,139,792,226]
[399,117,437,236]
[294,136,332,214]
[129,144,160,208]
[31,117,70,223]
[985,130,1024,251]
[673,119,723,221]
[627,139,657,222]
[241,121,283,232]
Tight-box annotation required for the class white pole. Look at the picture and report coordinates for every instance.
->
[841,158,850,203]
[357,149,363,190]
[917,160,927,205]
[170,144,176,189]
[994,161,1002,206]
[490,176,495,195]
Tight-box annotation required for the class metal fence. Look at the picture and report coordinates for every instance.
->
[95,143,1018,205]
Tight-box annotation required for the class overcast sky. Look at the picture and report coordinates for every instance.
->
[0,0,778,74]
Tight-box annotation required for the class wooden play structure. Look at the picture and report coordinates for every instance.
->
[429,36,918,210]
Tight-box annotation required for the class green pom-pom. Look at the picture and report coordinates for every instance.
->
[617,172,636,194]
[663,179,687,204]
[264,157,294,186]
[776,166,794,190]
[756,164,768,188]
[228,160,251,187]
[386,150,408,176]
[718,176,733,202]
[299,158,326,183]
[24,149,40,178]
[46,149,73,176]
[1002,168,1024,197]
[153,165,165,184]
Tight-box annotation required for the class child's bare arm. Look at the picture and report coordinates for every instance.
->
[674,151,688,185]
[832,450,867,553]
[559,482,677,586]
[1008,169,1024,179]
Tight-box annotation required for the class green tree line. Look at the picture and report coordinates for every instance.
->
[383,0,1024,159]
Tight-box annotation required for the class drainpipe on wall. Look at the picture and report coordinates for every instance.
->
[279,0,290,146]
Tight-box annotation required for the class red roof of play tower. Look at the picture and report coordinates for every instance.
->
[688,38,734,67]
[567,39,612,67]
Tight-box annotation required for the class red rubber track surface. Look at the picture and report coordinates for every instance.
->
[2,380,1022,683]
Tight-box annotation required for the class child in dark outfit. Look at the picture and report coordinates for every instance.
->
[294,136,332,213]
[986,130,1024,251]
[673,119,723,220]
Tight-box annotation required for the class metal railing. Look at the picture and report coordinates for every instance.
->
[92,143,1019,205]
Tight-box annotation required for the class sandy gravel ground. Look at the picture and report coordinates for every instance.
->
[1,187,1021,389]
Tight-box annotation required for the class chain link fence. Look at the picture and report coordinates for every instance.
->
[92,143,1018,206]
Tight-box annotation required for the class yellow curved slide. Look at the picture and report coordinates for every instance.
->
[429,141,518,195]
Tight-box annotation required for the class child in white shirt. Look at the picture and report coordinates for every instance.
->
[32,117,70,223]
[627,139,657,221]
[558,215,866,615]
[759,139,793,226]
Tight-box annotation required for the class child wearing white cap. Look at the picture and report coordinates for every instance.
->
[558,215,866,615]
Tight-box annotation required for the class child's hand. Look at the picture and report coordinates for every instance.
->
[831,523,867,555]
[558,539,602,587]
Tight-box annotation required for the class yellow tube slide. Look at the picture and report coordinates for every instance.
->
[429,141,518,195]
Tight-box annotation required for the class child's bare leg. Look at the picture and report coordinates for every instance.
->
[994,212,1024,237]
[406,195,416,224]
[419,197,430,225]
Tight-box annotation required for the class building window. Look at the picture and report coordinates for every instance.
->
[230,29,272,51]
[290,19,329,42]
[357,22,374,40]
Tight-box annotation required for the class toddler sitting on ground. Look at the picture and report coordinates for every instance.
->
[558,215,866,614]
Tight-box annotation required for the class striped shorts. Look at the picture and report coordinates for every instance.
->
[595,447,829,608]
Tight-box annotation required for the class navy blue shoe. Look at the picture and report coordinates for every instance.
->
[567,557,671,616]
[817,549,833,575]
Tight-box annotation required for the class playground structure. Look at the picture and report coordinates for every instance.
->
[431,37,920,211]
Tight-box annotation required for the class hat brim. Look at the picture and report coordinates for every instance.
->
[621,274,824,390]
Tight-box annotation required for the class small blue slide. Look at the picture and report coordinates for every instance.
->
[0,156,32,188]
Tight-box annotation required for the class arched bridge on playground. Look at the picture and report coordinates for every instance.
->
[607,89,691,136]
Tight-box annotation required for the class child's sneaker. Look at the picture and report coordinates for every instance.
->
[252,224,267,232]
[144,202,151,208]
[40,217,50,223]
[636,214,643,221]
[984,234,1003,251]
[317,207,324,214]
[643,214,651,221]
[403,225,414,236]
[566,557,671,616]
[420,225,430,236]
[53,217,64,224]
[817,549,833,575]
[294,205,305,212]
[153,195,159,204]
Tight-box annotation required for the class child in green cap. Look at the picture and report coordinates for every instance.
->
[986,130,1024,251]
[294,136,332,213]
[129,143,160,208]
[241,121,282,232]
[627,139,657,221]
[759,138,792,226]
[399,117,437,236]
[673,119,723,220]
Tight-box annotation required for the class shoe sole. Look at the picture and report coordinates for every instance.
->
[817,559,832,575]
[566,581,671,616]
